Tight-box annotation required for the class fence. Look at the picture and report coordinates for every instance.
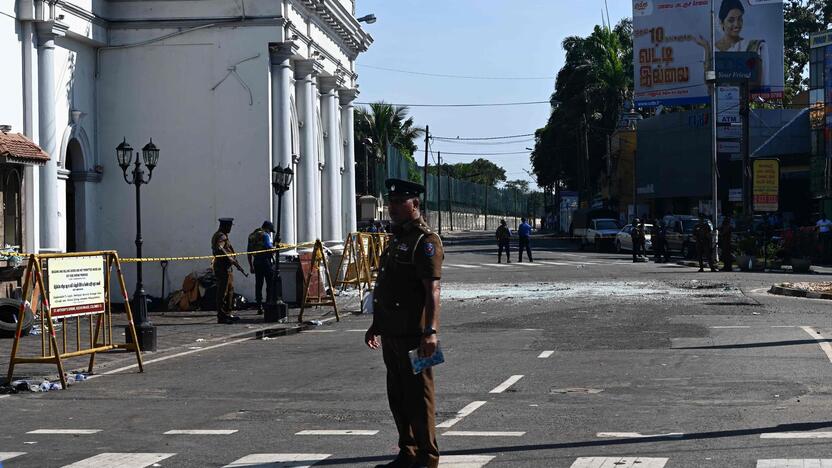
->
[382,146,541,230]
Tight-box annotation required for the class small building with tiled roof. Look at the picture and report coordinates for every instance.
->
[0,130,49,166]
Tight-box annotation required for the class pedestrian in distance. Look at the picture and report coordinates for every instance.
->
[211,218,248,324]
[375,220,387,234]
[652,218,667,263]
[247,221,275,315]
[365,178,443,468]
[719,216,733,272]
[694,214,717,272]
[368,219,379,233]
[496,219,511,263]
[631,218,645,263]
[816,213,832,263]
[517,217,533,262]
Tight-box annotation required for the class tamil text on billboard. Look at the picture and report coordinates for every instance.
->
[752,159,779,212]
[633,0,784,106]
[47,255,106,318]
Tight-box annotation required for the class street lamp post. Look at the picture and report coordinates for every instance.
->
[264,164,294,323]
[361,137,373,195]
[116,138,159,352]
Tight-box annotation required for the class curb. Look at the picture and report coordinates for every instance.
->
[768,283,832,300]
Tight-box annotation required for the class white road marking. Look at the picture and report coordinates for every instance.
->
[537,350,555,358]
[446,264,481,269]
[0,453,26,462]
[345,329,366,332]
[442,431,525,437]
[27,429,101,435]
[570,457,668,468]
[490,375,524,394]
[295,430,378,436]
[761,432,832,439]
[0,394,9,399]
[436,401,487,428]
[757,460,832,468]
[772,326,798,328]
[439,455,496,467]
[801,326,832,364]
[302,330,336,333]
[514,262,542,266]
[89,337,252,378]
[62,453,175,468]
[522,328,543,331]
[223,453,331,467]
[163,429,238,435]
[710,326,751,329]
[596,432,684,439]
[538,261,570,266]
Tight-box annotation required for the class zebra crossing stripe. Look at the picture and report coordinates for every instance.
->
[439,455,496,467]
[538,261,569,266]
[163,429,238,435]
[757,461,832,468]
[223,453,331,467]
[0,453,25,462]
[295,429,378,435]
[761,432,832,438]
[61,453,176,468]
[445,264,481,269]
[27,429,102,435]
[436,401,487,428]
[570,457,668,468]
[443,431,525,437]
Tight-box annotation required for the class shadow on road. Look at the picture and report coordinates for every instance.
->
[676,339,827,350]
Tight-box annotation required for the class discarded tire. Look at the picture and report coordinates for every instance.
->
[0,298,34,338]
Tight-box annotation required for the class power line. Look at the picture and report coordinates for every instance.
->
[431,133,536,141]
[357,63,553,81]
[431,138,535,146]
[415,148,531,156]
[355,100,550,108]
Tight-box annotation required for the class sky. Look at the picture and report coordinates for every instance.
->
[354,0,633,190]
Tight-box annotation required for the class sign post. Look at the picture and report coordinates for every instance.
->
[6,251,143,388]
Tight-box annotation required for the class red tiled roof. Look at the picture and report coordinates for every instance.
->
[0,132,50,165]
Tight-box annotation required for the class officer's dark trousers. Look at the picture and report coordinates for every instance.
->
[632,240,644,262]
[720,243,732,271]
[698,243,715,271]
[382,335,439,467]
[497,240,510,263]
[518,237,532,262]
[214,267,234,316]
[253,261,274,305]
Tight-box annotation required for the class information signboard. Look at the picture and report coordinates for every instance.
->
[47,255,106,318]
[752,159,779,212]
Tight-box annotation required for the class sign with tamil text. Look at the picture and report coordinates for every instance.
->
[47,256,106,318]
[633,0,784,106]
[752,159,779,212]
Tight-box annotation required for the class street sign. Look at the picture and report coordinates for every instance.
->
[753,159,779,212]
[717,86,741,124]
[717,141,741,153]
[717,125,742,139]
[47,255,106,318]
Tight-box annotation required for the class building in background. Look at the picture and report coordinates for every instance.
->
[810,30,832,216]
[0,0,372,300]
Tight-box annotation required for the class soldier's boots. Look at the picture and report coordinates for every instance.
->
[217,314,240,324]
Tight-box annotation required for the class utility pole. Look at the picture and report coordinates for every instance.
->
[437,151,442,236]
[448,168,454,231]
[484,185,489,231]
[709,0,720,259]
[741,81,751,216]
[424,125,429,222]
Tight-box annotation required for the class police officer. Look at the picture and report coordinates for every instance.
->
[653,218,666,263]
[365,178,443,468]
[694,214,717,272]
[247,221,275,314]
[212,218,247,324]
[631,218,645,263]
[496,219,511,263]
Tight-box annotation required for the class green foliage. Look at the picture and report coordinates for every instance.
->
[430,158,507,187]
[354,102,424,193]
[504,179,530,193]
[784,0,832,102]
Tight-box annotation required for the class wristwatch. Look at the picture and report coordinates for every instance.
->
[423,326,437,337]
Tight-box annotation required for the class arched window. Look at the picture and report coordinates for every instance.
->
[0,167,22,248]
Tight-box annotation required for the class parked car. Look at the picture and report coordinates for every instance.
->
[583,218,622,251]
[570,208,619,250]
[663,215,713,259]
[615,224,654,253]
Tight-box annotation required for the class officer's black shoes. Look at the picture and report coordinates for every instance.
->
[256,305,264,315]
[698,268,704,272]
[217,314,240,324]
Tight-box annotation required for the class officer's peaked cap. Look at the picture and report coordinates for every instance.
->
[262,220,275,232]
[385,178,424,197]
[218,217,234,225]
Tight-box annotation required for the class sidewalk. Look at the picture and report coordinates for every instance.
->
[0,294,361,388]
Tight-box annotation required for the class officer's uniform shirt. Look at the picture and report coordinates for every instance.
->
[373,217,443,337]
[212,230,232,271]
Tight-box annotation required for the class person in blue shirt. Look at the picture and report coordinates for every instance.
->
[517,218,533,262]
[247,221,275,314]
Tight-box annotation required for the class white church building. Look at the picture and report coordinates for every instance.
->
[1,0,372,300]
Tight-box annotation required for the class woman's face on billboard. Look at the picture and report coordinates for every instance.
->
[721,9,744,39]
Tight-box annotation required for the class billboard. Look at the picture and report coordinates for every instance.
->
[633,0,784,106]
[752,159,779,212]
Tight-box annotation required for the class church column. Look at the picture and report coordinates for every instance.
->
[319,76,343,246]
[311,77,322,240]
[270,42,299,251]
[294,59,322,245]
[35,21,67,252]
[339,88,359,238]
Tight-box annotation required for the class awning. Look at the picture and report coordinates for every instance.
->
[0,131,50,166]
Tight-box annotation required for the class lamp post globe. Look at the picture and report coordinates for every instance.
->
[264,164,294,323]
[117,138,159,351]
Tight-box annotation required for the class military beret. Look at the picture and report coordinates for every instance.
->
[218,217,234,225]
[385,178,424,197]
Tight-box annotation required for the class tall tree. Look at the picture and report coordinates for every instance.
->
[354,102,424,192]
[784,0,831,100]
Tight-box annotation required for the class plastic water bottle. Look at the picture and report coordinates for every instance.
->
[73,373,87,382]
[39,381,51,392]
[49,382,61,391]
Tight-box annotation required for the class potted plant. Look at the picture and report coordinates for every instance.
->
[789,227,816,273]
